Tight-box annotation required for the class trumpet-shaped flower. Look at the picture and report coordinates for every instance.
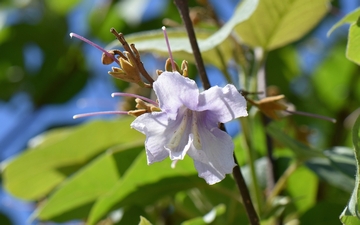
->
[131,71,248,184]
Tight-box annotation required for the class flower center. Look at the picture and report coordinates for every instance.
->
[166,109,202,151]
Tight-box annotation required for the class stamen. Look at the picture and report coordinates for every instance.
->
[162,26,176,72]
[70,32,120,65]
[111,92,158,106]
[73,111,128,119]
[284,110,336,123]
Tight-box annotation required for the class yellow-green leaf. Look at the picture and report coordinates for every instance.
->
[2,118,143,200]
[235,0,329,50]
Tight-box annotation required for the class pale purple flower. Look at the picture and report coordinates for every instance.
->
[131,71,248,185]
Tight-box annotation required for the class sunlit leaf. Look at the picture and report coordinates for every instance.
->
[35,144,143,222]
[106,0,259,69]
[286,166,317,213]
[88,152,198,225]
[340,115,360,222]
[235,0,329,50]
[138,216,153,225]
[181,204,226,225]
[311,43,356,112]
[3,118,143,200]
[346,19,360,65]
[327,7,360,36]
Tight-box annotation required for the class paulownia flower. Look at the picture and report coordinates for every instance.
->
[131,71,248,185]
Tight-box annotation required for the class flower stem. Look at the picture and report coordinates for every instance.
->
[173,0,210,90]
[232,155,260,225]
[239,117,263,213]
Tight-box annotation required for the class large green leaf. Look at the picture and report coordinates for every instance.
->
[35,144,143,222]
[327,7,360,36]
[107,0,258,69]
[235,0,329,51]
[3,118,143,200]
[327,8,360,66]
[346,19,360,65]
[306,157,355,193]
[324,147,356,179]
[340,115,360,223]
[88,151,199,224]
[286,166,318,214]
[311,43,356,112]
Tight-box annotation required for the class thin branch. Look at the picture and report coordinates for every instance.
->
[232,155,260,225]
[173,0,210,90]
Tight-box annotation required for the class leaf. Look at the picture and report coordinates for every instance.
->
[35,144,143,222]
[286,166,317,214]
[235,0,329,50]
[138,216,153,225]
[324,147,356,179]
[346,19,360,65]
[327,7,360,36]
[311,43,356,112]
[306,157,355,193]
[107,0,259,69]
[2,118,143,200]
[88,152,198,225]
[181,204,226,225]
[340,114,360,222]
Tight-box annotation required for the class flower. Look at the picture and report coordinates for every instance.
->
[131,71,248,184]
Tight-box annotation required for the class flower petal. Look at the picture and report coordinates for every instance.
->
[131,112,169,164]
[197,84,247,123]
[154,72,199,120]
[187,112,236,184]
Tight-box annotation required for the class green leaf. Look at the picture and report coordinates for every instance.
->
[181,204,226,225]
[327,7,360,36]
[3,118,143,200]
[286,166,318,214]
[306,157,355,193]
[340,114,360,222]
[88,152,198,225]
[346,19,360,65]
[234,0,329,50]
[311,43,356,112]
[107,0,259,69]
[324,147,356,179]
[35,144,143,222]
[138,216,153,225]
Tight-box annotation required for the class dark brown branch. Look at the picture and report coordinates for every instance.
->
[173,0,210,90]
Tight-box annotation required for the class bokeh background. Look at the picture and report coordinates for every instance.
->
[0,0,360,224]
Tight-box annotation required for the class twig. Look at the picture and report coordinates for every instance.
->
[173,0,210,90]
